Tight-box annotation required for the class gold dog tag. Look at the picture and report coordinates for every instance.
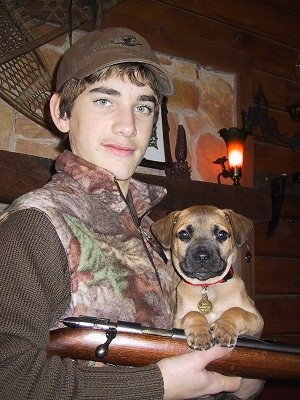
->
[198,287,212,315]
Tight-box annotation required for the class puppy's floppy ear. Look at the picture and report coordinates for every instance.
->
[151,211,180,249]
[223,209,253,247]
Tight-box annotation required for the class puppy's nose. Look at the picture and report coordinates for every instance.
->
[194,251,210,264]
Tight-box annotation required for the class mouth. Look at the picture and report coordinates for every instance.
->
[103,143,135,156]
[183,269,219,281]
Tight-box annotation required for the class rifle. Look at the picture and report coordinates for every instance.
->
[47,316,300,380]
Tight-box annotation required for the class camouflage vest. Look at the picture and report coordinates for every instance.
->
[1,151,179,329]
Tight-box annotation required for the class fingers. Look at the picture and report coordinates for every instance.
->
[197,347,242,395]
[214,372,242,394]
[233,378,264,399]
[194,343,234,366]
[197,358,241,396]
[157,347,241,400]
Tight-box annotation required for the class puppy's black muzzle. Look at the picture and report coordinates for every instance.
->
[180,244,227,281]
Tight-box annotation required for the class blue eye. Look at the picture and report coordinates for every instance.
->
[177,230,191,241]
[94,98,111,107]
[217,230,228,242]
[135,105,153,115]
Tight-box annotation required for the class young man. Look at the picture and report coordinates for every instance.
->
[0,27,244,399]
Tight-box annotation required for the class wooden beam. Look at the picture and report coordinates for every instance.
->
[134,172,270,221]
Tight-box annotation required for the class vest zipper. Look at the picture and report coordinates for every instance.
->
[115,179,165,293]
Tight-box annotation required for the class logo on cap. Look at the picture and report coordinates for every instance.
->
[112,35,142,47]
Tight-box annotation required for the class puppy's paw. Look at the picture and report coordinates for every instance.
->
[185,327,214,350]
[209,319,239,347]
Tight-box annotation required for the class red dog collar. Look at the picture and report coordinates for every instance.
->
[184,266,234,287]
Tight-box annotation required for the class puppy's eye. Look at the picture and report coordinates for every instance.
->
[217,230,228,242]
[177,230,191,241]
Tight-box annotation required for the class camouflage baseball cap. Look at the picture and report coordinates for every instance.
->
[56,27,174,96]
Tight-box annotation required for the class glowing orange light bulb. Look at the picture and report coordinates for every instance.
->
[227,141,244,168]
[218,127,251,185]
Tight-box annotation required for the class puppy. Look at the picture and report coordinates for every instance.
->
[151,204,263,348]
[151,205,264,399]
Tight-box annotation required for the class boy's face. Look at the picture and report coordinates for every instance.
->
[57,76,157,195]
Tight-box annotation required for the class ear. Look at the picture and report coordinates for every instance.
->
[151,211,180,249]
[223,209,253,247]
[49,93,70,133]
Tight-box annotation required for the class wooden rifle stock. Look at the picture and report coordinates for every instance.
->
[47,317,300,380]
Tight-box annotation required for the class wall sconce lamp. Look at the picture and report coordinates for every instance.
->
[214,127,250,186]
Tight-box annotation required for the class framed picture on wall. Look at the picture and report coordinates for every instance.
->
[138,98,173,175]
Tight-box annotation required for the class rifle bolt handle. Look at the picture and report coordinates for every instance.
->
[95,328,117,359]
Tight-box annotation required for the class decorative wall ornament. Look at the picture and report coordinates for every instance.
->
[244,84,300,151]
[268,172,300,237]
[0,0,122,129]
[167,125,191,180]
[0,0,53,128]
[243,86,300,235]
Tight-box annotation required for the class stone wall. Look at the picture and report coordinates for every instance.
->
[0,29,235,183]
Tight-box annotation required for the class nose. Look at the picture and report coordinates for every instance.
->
[194,251,210,265]
[112,107,136,137]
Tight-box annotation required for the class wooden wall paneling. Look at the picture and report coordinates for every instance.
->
[161,0,300,48]
[254,174,299,231]
[254,141,300,175]
[259,0,300,16]
[256,297,300,335]
[280,193,300,220]
[255,257,300,295]
[254,172,299,222]
[245,39,297,80]
[283,195,300,219]
[255,220,300,258]
[266,109,300,141]
[251,70,300,111]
